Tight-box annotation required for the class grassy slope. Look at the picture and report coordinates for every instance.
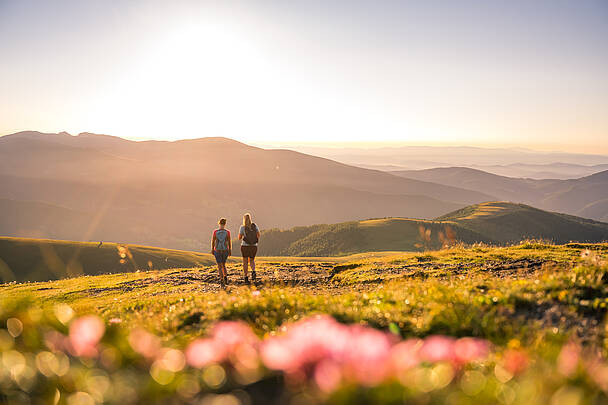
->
[261,202,608,256]
[0,237,222,282]
[2,242,607,349]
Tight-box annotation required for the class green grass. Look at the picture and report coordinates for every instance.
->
[0,237,222,282]
[2,242,607,349]
[260,202,608,256]
[2,242,608,404]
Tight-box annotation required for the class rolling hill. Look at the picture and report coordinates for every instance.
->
[0,131,493,250]
[392,167,608,222]
[0,237,220,283]
[259,202,608,256]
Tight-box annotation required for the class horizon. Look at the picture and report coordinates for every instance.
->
[3,129,608,157]
[1,1,607,153]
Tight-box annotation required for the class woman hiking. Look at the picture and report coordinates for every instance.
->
[211,218,231,288]
[238,213,260,284]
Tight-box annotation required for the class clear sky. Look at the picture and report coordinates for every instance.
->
[1,0,607,152]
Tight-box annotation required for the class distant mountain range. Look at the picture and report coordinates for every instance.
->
[259,202,608,256]
[392,167,608,222]
[285,145,608,179]
[0,131,492,250]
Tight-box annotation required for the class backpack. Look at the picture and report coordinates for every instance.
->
[243,223,259,245]
[215,229,229,250]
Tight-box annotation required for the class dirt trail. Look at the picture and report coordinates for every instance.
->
[115,257,557,294]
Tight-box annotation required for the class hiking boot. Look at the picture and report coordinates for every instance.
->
[244,276,250,285]
[223,275,229,285]
[251,271,257,282]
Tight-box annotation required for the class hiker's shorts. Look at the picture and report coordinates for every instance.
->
[213,250,229,264]
[241,246,258,258]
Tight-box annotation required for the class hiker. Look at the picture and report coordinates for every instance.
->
[211,218,231,288]
[238,213,260,284]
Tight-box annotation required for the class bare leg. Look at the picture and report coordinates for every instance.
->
[250,258,255,272]
[221,263,227,278]
[242,256,249,277]
[217,263,223,284]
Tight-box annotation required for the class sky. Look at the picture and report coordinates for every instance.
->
[1,0,607,153]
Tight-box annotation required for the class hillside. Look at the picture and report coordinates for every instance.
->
[392,167,608,222]
[0,131,492,250]
[0,237,220,282]
[260,202,608,256]
[2,243,608,404]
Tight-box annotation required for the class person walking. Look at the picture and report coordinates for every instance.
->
[211,218,231,288]
[238,213,260,284]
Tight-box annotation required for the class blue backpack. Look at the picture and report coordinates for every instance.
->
[215,229,229,250]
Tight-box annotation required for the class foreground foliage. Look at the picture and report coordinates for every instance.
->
[1,242,608,404]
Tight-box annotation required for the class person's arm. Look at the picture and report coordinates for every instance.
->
[238,226,243,241]
[211,232,216,254]
[256,225,261,241]
[227,231,232,256]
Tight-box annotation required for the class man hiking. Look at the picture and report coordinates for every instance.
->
[211,217,231,288]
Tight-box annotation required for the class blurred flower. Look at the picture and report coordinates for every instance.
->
[314,359,342,393]
[108,318,122,324]
[502,349,529,376]
[69,316,105,357]
[343,326,392,385]
[586,357,608,391]
[128,328,161,359]
[211,321,259,351]
[391,339,422,372]
[453,337,490,364]
[186,339,223,368]
[420,336,456,363]
[557,342,581,377]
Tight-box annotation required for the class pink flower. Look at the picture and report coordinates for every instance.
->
[586,357,608,391]
[128,328,162,359]
[185,338,224,368]
[252,290,261,297]
[503,349,529,376]
[453,338,490,364]
[212,321,259,350]
[108,318,122,324]
[260,338,297,371]
[343,326,392,385]
[69,316,105,357]
[314,360,342,393]
[391,339,423,372]
[557,342,581,377]
[261,315,350,374]
[419,336,456,363]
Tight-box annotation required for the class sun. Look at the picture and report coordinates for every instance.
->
[85,21,273,140]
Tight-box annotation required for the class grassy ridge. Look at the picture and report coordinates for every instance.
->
[260,202,608,256]
[0,237,220,282]
[2,243,608,404]
[1,242,606,346]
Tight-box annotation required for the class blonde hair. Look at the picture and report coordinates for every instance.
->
[243,213,252,228]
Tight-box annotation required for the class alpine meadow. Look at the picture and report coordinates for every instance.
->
[2,1,608,405]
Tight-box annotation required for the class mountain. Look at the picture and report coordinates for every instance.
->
[391,167,608,222]
[0,131,493,250]
[283,145,608,173]
[472,163,608,180]
[259,202,608,256]
[0,237,218,282]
